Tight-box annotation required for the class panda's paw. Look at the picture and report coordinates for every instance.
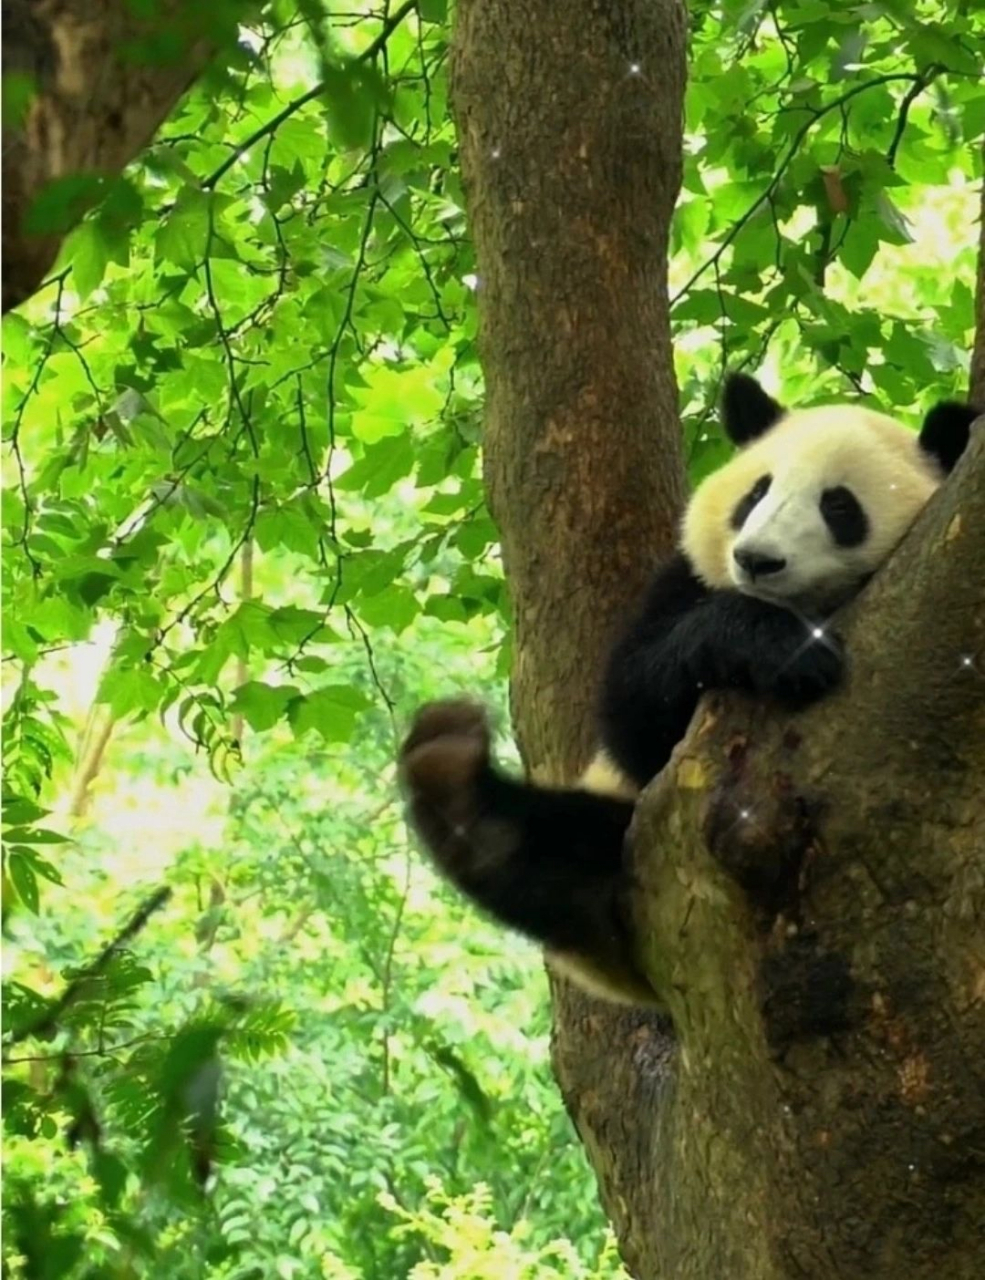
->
[399,701,499,874]
[400,700,491,805]
[768,627,845,707]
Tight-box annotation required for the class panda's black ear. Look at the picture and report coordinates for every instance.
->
[722,373,785,445]
[918,401,981,475]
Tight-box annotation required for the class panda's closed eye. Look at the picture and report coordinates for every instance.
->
[820,485,868,547]
[730,473,772,530]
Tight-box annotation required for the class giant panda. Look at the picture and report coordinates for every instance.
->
[399,374,979,1005]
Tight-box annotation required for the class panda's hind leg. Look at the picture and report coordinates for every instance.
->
[399,701,642,981]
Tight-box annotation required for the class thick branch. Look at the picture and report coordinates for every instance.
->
[624,421,985,1278]
[638,417,985,984]
[452,0,687,781]
[5,886,172,1049]
[68,705,116,818]
[2,0,230,312]
[829,414,985,766]
[449,2,984,1275]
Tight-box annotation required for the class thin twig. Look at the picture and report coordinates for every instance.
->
[201,0,418,191]
[887,67,940,169]
[158,474,261,644]
[8,275,67,575]
[5,1032,170,1065]
[4,886,172,1051]
[671,74,932,307]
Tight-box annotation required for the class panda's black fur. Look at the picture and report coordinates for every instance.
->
[400,375,979,1004]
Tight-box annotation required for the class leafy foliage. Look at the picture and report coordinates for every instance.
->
[676,0,981,480]
[2,0,981,1275]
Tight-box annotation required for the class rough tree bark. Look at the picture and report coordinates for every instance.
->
[1,0,232,313]
[451,2,985,1277]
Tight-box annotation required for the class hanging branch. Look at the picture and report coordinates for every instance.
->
[4,886,173,1052]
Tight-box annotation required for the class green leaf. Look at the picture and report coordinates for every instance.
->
[9,847,63,885]
[268,606,340,647]
[2,72,36,127]
[875,192,914,245]
[884,323,937,380]
[226,603,280,656]
[340,548,409,599]
[455,517,498,560]
[70,220,110,298]
[254,509,322,557]
[229,681,300,732]
[673,290,723,324]
[8,852,39,913]
[96,666,163,717]
[336,434,415,498]
[357,586,418,634]
[155,188,211,270]
[101,175,144,229]
[906,25,981,76]
[839,224,879,280]
[674,198,711,256]
[2,827,70,844]
[25,173,106,235]
[1,311,33,365]
[722,295,768,327]
[322,61,390,151]
[2,798,49,827]
[351,364,444,443]
[287,686,371,743]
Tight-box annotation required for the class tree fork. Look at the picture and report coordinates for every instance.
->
[451,0,985,1275]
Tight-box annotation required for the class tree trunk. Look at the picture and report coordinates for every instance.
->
[451,0,687,1273]
[450,0,687,786]
[1,0,228,312]
[451,2,985,1276]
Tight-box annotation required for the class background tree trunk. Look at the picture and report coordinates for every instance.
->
[452,1,985,1277]
[1,0,231,312]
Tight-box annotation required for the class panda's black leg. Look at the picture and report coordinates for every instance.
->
[399,701,636,957]
[625,593,844,712]
[686,594,845,706]
[602,592,844,785]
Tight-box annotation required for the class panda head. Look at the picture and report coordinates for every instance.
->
[681,374,979,613]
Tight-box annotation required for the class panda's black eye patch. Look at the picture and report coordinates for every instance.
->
[820,486,868,547]
[730,473,772,530]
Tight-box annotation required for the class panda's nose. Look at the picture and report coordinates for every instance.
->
[734,548,787,578]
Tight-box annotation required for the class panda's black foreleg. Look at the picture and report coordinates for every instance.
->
[613,589,844,719]
[602,587,844,785]
[399,701,640,976]
[679,591,845,705]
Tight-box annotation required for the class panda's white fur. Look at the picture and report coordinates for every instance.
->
[682,404,945,612]
[577,749,638,799]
